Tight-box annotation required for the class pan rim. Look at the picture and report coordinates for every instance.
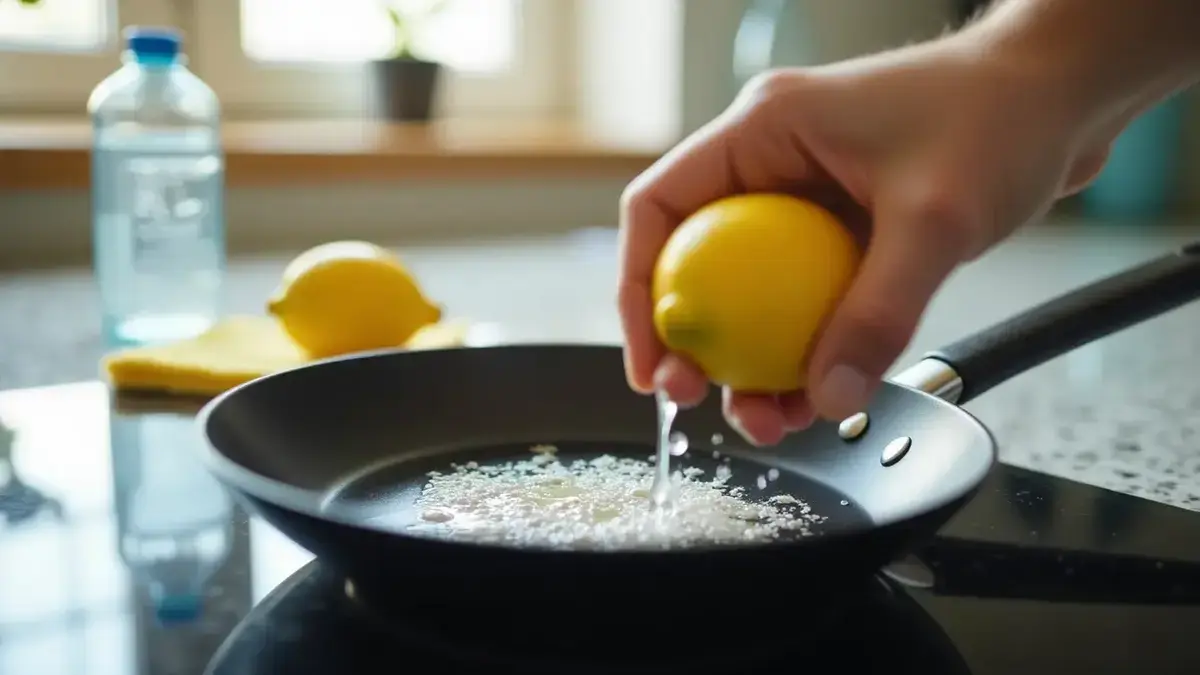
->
[195,343,998,556]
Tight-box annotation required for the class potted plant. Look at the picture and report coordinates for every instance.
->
[371,0,448,123]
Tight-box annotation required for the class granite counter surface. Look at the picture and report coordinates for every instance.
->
[3,225,1200,512]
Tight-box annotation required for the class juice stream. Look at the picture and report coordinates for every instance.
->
[650,392,678,508]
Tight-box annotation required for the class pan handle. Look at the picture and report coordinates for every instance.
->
[884,538,1200,605]
[892,241,1200,405]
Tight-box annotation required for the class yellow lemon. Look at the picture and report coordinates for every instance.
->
[652,194,860,393]
[267,241,443,359]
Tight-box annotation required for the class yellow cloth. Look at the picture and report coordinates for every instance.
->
[102,315,471,396]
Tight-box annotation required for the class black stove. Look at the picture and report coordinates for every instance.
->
[1,382,1199,675]
[205,465,1200,675]
[208,561,972,675]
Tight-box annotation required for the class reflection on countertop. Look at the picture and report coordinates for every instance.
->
[0,386,294,675]
[2,223,1200,511]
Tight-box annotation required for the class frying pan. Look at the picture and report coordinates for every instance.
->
[198,241,1200,658]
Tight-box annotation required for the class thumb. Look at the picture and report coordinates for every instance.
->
[806,205,970,420]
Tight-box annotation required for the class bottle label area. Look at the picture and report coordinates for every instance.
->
[123,154,223,272]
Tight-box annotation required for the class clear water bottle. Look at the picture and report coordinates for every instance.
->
[89,26,225,347]
[110,410,233,624]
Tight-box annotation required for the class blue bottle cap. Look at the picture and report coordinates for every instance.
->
[154,593,203,625]
[123,26,182,62]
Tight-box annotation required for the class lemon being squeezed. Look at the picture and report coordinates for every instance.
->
[652,194,861,393]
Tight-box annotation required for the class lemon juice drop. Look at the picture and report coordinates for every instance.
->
[668,430,689,456]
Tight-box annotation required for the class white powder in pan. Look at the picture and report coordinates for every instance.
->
[407,445,825,550]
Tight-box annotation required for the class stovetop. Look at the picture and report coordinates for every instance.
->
[1,382,1199,675]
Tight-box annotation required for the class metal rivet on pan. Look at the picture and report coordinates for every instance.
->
[881,436,912,467]
[838,412,870,440]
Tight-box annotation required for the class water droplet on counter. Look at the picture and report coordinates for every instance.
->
[840,499,850,506]
[711,433,724,445]
[767,468,779,481]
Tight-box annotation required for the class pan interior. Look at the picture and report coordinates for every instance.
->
[201,345,995,551]
[320,440,872,547]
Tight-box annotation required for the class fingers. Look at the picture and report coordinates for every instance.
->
[722,389,788,447]
[618,73,814,395]
[806,197,972,420]
[778,390,816,431]
[653,353,708,408]
[617,118,739,394]
[722,389,814,447]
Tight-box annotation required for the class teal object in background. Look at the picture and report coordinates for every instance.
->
[1082,96,1186,220]
[733,0,817,85]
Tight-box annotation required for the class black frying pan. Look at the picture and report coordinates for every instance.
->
[198,241,1200,660]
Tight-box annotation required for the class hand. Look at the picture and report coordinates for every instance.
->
[617,39,1112,446]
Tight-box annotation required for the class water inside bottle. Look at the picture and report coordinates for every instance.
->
[93,131,224,346]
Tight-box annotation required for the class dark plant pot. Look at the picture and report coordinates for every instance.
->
[370,57,442,123]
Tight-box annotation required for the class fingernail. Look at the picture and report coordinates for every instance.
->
[819,364,869,414]
[652,364,670,392]
[729,415,766,447]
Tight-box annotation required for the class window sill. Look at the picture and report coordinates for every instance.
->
[0,116,668,191]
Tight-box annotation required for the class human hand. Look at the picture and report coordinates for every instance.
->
[617,38,1112,446]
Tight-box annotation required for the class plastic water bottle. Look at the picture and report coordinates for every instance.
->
[110,410,233,624]
[89,26,225,347]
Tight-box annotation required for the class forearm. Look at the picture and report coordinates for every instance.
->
[956,0,1200,140]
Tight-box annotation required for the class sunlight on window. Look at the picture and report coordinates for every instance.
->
[240,0,516,72]
[0,0,110,51]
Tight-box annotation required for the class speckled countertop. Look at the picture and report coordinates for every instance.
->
[3,224,1200,512]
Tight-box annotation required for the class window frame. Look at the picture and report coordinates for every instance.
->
[0,0,177,112]
[187,0,570,119]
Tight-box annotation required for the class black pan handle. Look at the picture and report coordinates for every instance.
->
[916,241,1200,405]
[885,538,1200,605]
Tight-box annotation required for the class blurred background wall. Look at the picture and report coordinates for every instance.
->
[3,0,1198,268]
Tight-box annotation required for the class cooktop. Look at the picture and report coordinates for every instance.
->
[0,382,1198,675]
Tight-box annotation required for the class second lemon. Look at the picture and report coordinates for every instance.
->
[267,241,443,359]
[651,194,861,393]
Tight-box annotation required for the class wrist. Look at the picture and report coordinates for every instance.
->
[949,0,1199,148]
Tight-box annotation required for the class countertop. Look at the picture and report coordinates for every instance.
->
[2,381,1198,674]
[3,224,1200,511]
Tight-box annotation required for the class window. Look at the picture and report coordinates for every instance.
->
[0,0,174,110]
[191,0,568,118]
[239,0,514,72]
[1,0,569,118]
[0,0,110,51]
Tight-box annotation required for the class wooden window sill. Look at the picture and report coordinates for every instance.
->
[0,117,668,191]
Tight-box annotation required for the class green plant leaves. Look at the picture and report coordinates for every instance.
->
[381,0,447,61]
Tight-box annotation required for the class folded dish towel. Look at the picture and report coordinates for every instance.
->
[102,315,471,397]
